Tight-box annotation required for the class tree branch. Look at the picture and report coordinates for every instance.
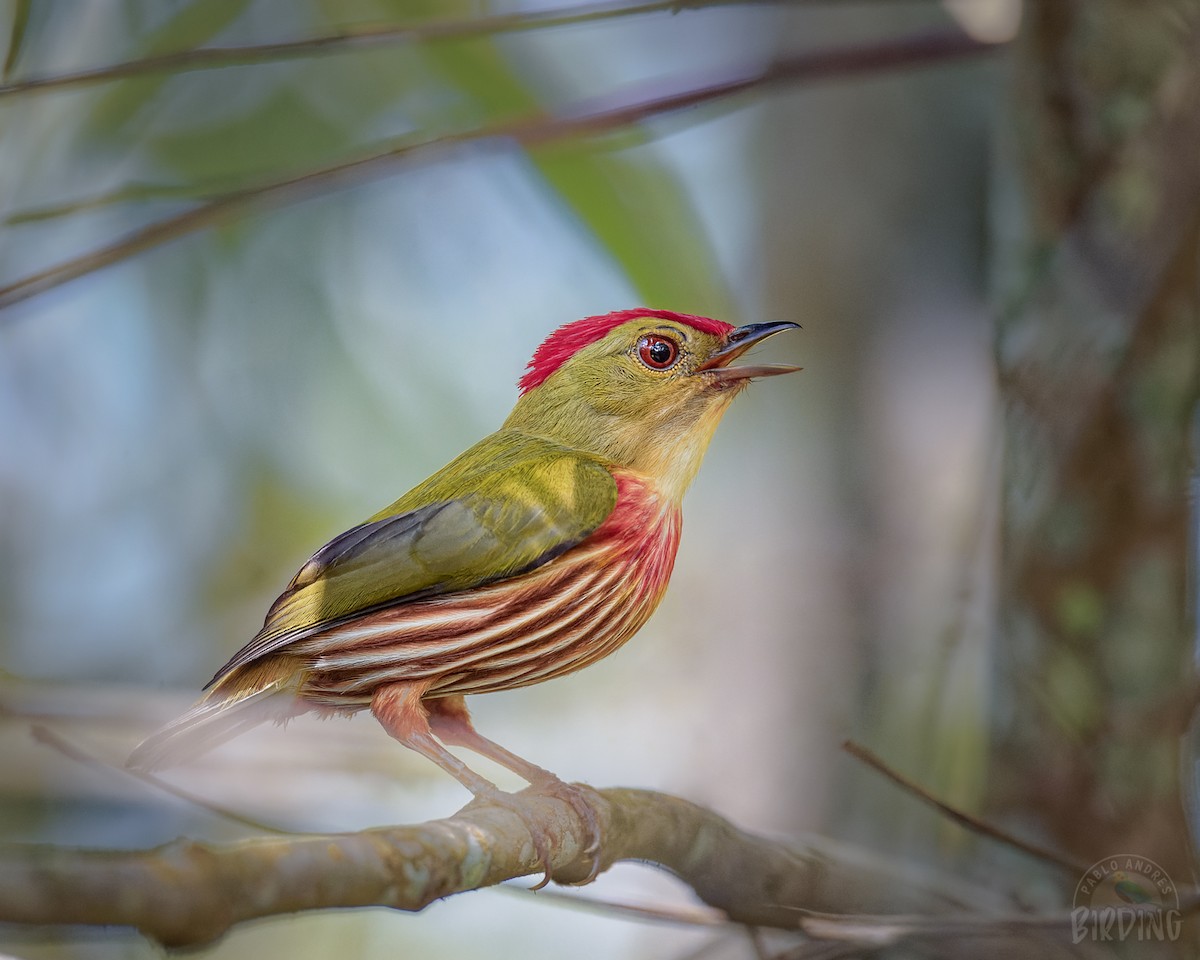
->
[0,784,1154,956]
[0,0,776,98]
[0,784,1084,952]
[0,26,995,314]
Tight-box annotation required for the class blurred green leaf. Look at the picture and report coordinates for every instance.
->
[534,139,735,313]
[85,0,253,138]
[345,0,735,312]
[149,87,348,183]
[73,0,732,314]
[1055,579,1105,640]
[3,0,31,80]
[200,458,346,621]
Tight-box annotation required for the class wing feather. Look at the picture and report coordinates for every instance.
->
[206,432,617,687]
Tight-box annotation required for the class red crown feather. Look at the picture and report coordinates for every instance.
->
[518,308,733,395]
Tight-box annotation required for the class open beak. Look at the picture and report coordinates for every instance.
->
[695,321,801,383]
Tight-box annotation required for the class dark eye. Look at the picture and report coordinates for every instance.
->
[638,335,679,370]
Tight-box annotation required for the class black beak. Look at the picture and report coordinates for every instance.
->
[695,321,801,383]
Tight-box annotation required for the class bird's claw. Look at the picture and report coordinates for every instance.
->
[526,833,554,891]
[471,786,557,886]
[530,778,603,884]
[474,780,603,886]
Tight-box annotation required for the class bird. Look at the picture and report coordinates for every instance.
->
[129,308,799,881]
[1111,871,1154,905]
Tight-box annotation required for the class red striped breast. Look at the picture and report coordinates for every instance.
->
[296,472,681,705]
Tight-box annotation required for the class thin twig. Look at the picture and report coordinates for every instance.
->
[0,27,996,313]
[29,724,296,836]
[498,884,729,927]
[792,892,1200,941]
[5,180,231,225]
[0,0,771,98]
[841,739,1088,876]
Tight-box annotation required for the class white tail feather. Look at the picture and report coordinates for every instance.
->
[126,684,300,772]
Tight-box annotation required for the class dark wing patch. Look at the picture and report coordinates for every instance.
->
[287,510,429,591]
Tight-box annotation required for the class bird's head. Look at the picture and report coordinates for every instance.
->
[503,309,799,500]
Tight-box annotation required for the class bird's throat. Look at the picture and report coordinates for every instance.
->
[624,394,733,505]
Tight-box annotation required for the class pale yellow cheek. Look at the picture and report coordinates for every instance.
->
[633,394,736,503]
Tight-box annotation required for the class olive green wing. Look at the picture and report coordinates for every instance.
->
[207,432,617,686]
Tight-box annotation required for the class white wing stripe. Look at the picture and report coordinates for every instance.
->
[300,556,632,694]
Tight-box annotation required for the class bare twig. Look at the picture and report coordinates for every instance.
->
[4,180,229,225]
[842,739,1088,876]
[28,723,295,837]
[0,0,772,99]
[0,27,995,313]
[787,891,1200,957]
[500,884,728,927]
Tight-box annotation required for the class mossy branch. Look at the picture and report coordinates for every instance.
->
[0,785,1129,955]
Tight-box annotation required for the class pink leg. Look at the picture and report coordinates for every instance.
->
[426,695,558,787]
[427,696,603,878]
[370,682,502,798]
[372,684,599,886]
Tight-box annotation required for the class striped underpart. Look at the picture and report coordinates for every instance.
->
[293,472,682,706]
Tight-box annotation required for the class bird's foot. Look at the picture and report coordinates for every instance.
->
[471,780,603,888]
[471,786,558,889]
[525,776,604,885]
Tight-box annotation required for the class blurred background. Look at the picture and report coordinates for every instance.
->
[1,0,1197,957]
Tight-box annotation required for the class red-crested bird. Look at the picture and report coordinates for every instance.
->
[129,309,799,880]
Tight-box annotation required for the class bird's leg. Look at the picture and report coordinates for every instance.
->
[371,683,559,885]
[426,695,603,881]
[426,695,555,785]
[370,682,501,797]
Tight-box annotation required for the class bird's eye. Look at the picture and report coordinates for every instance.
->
[637,335,679,370]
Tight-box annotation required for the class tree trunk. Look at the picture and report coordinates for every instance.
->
[993,0,1200,909]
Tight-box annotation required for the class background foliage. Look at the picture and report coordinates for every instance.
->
[1,0,1196,957]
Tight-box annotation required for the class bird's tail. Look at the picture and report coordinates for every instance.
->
[126,664,302,772]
